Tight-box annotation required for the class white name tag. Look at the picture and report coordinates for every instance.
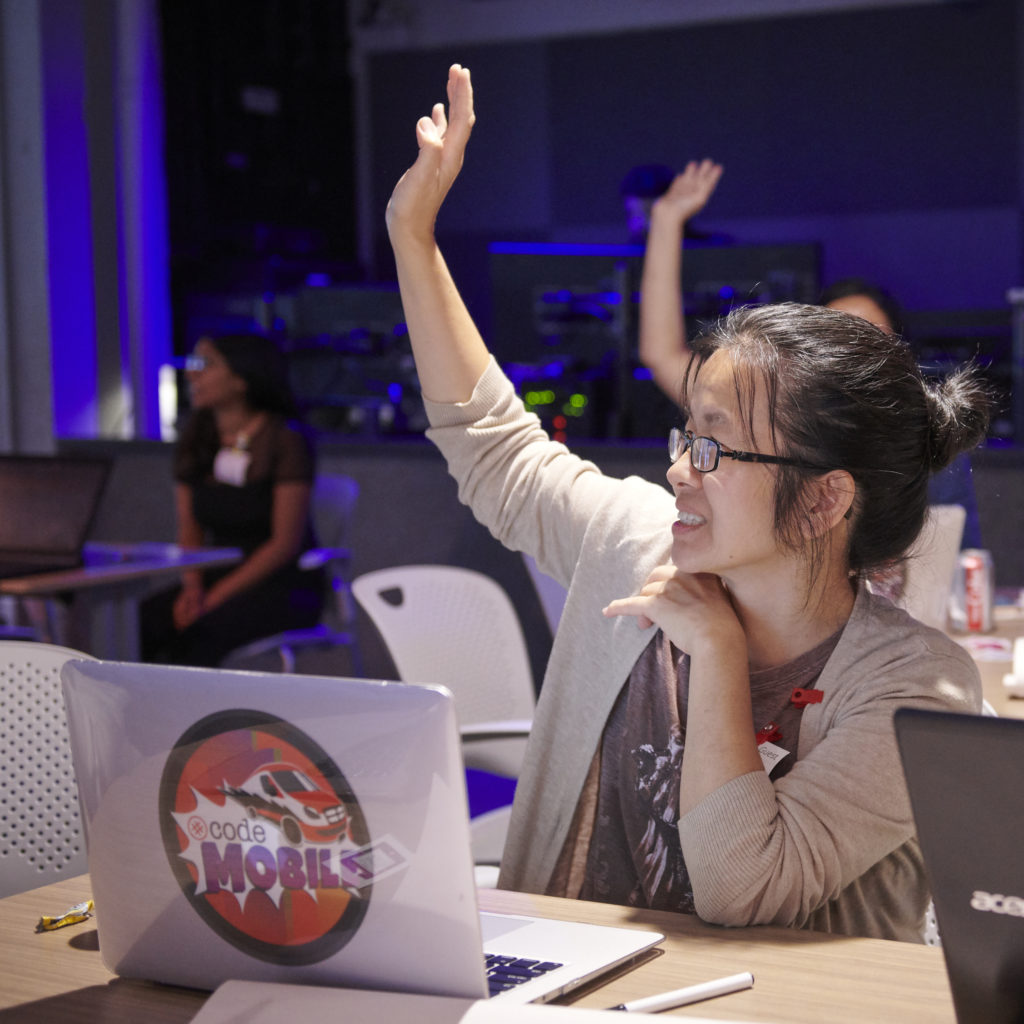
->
[758,741,790,777]
[213,447,251,486]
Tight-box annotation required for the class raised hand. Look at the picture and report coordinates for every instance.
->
[651,159,723,228]
[385,64,476,244]
[383,64,490,404]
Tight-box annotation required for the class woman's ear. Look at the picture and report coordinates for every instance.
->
[805,469,856,536]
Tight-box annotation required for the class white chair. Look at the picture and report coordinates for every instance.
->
[0,641,95,898]
[896,504,966,630]
[222,473,362,674]
[351,565,534,876]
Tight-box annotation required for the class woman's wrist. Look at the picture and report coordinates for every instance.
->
[649,198,688,231]
[390,226,441,264]
[686,622,748,670]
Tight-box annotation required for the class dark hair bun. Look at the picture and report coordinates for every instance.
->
[925,365,994,471]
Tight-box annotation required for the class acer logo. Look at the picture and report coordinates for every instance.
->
[970,891,1024,917]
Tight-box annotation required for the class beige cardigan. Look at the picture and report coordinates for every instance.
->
[425,359,982,941]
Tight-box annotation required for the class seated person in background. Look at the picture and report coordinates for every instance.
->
[141,333,324,667]
[620,163,678,244]
[621,161,729,248]
[386,64,993,941]
[819,276,905,336]
[820,277,982,550]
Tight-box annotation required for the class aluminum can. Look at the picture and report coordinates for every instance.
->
[950,548,994,633]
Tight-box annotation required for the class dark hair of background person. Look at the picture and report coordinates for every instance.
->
[819,277,906,339]
[619,163,676,199]
[685,303,993,583]
[179,333,300,482]
[204,333,296,416]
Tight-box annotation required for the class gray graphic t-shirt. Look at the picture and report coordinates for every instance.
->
[579,628,839,912]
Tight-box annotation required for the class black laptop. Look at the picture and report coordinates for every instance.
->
[895,707,1024,1024]
[0,455,110,579]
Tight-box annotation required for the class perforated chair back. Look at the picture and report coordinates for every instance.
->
[0,641,95,898]
[352,565,535,778]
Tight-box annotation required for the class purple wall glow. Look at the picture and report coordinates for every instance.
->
[42,0,99,438]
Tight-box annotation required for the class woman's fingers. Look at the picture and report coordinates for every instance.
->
[602,594,654,630]
[387,65,474,238]
[444,64,475,146]
[435,65,474,184]
[602,568,675,626]
[416,115,436,145]
[602,568,734,652]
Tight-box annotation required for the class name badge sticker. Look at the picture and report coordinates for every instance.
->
[758,741,790,776]
[213,448,251,486]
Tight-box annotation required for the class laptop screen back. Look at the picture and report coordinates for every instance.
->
[0,455,109,563]
[61,661,488,999]
[895,708,1024,1024]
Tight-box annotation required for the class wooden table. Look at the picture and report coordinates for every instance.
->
[951,604,1024,718]
[0,875,955,1023]
[0,542,241,660]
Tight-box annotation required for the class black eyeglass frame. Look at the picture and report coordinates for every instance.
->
[668,427,829,474]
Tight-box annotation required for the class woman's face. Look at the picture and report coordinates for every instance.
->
[185,338,247,410]
[666,350,790,585]
[825,294,894,334]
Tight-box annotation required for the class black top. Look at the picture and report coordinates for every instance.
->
[174,413,317,556]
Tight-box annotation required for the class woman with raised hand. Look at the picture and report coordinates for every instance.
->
[386,65,992,941]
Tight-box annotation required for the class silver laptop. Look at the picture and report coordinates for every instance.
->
[895,707,1024,1024]
[60,660,662,1004]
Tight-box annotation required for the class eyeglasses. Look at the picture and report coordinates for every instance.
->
[184,354,208,372]
[668,427,827,474]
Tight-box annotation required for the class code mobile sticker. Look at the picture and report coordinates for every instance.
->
[159,710,404,965]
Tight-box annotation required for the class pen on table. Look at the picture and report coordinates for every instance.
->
[607,971,754,1013]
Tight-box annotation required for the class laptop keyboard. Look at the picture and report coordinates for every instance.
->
[484,953,564,996]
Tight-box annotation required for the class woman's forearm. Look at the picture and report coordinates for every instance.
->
[638,211,689,402]
[390,234,491,404]
[677,642,762,816]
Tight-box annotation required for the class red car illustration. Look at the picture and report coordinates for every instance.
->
[223,762,350,845]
